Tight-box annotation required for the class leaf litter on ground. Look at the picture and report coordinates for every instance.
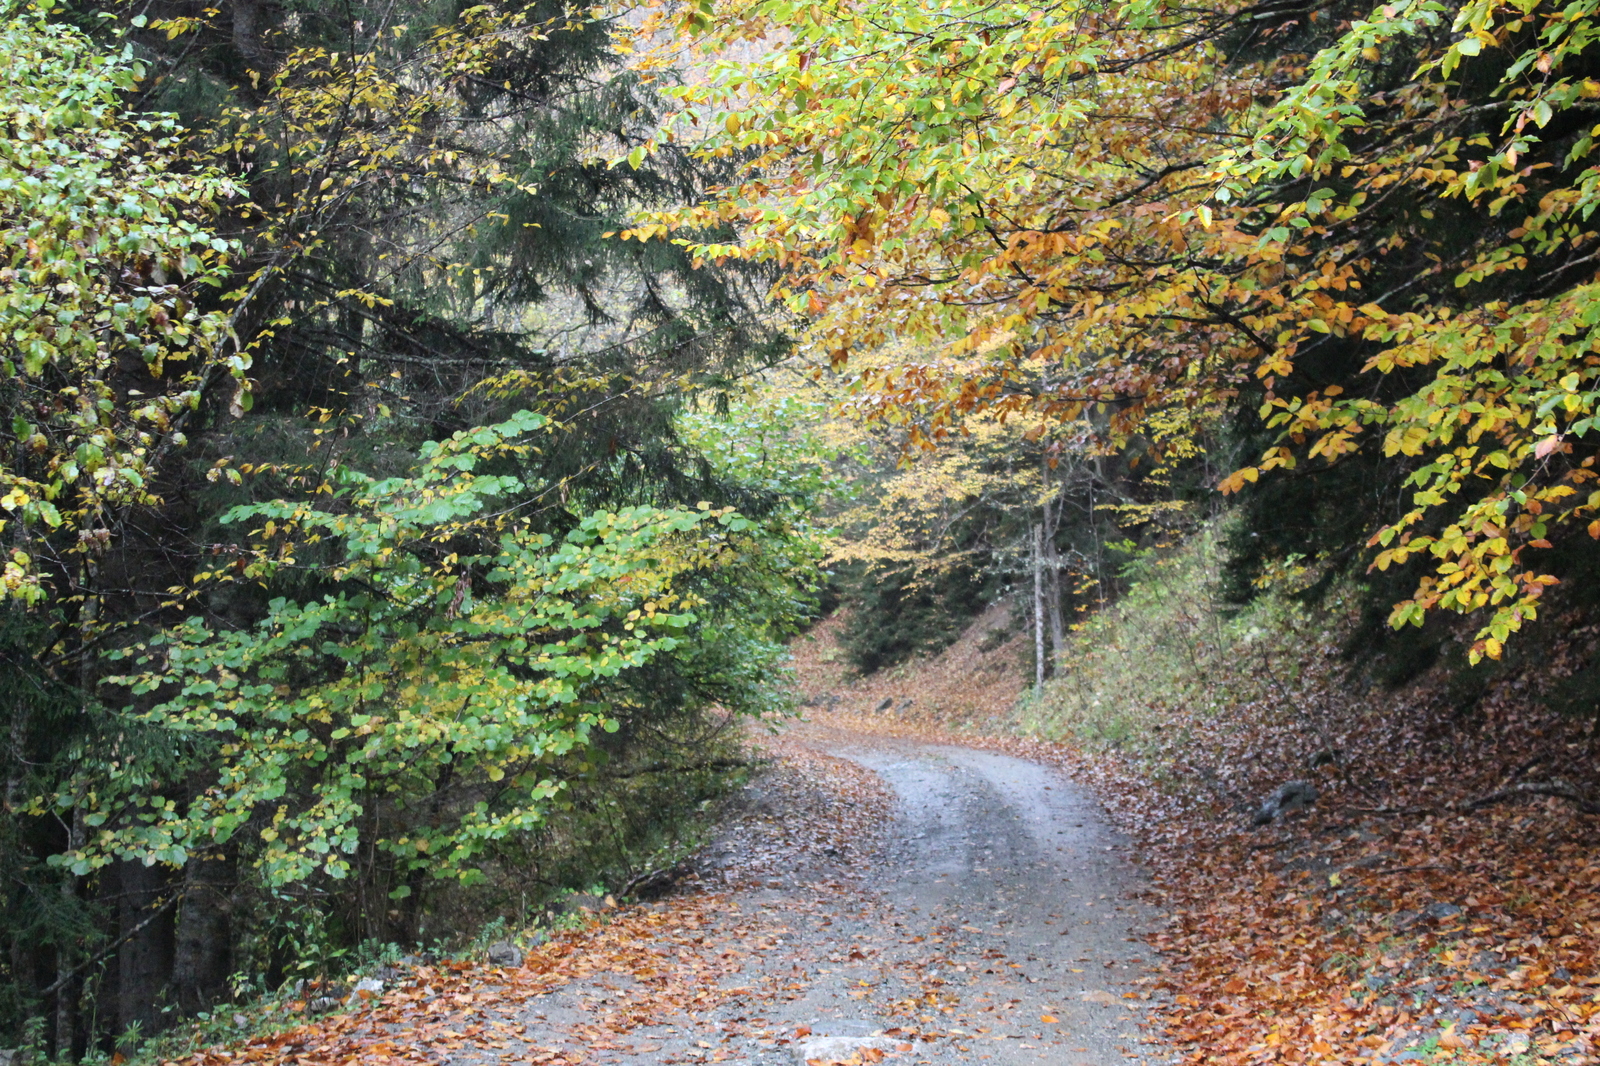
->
[157,740,903,1066]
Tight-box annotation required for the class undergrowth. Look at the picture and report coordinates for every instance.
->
[1018,524,1358,766]
[89,758,749,1066]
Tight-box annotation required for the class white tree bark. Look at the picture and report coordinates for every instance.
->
[1033,523,1046,691]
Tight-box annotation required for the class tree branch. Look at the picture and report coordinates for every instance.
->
[1461,779,1600,815]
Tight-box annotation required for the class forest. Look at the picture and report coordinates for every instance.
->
[1,0,1598,1060]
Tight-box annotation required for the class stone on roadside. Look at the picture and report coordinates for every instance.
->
[486,940,523,968]
[345,977,384,1006]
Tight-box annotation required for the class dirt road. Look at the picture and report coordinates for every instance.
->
[370,728,1164,1066]
[755,728,1163,1065]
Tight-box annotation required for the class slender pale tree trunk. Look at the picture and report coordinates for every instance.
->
[1040,454,1065,670]
[1087,474,1107,608]
[1032,523,1046,691]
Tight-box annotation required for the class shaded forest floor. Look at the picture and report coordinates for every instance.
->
[790,602,1600,1066]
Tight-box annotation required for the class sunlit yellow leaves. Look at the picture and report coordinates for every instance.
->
[1384,426,1431,457]
[1217,467,1260,495]
[622,0,1600,667]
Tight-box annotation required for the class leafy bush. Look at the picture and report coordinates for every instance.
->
[48,411,815,936]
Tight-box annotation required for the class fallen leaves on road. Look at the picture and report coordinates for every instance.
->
[167,895,758,1066]
[157,742,896,1066]
[154,602,1600,1066]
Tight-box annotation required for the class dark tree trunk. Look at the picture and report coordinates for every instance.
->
[230,0,266,63]
[114,860,176,1039]
[54,808,84,1061]
[173,852,234,1014]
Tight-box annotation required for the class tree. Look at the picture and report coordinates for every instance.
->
[1,0,813,1053]
[56,410,812,921]
[1210,0,1600,662]
[0,2,241,611]
[625,0,1261,439]
[0,5,244,1050]
[638,0,1600,665]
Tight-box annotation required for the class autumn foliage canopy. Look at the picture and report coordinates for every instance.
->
[623,0,1600,663]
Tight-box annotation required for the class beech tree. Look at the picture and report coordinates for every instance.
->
[635,0,1600,665]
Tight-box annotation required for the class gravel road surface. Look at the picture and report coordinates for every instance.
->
[435,727,1163,1066]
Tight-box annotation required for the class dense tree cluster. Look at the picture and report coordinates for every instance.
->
[636,0,1600,667]
[0,0,813,1056]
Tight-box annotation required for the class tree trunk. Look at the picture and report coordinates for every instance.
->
[55,808,84,1061]
[116,860,176,1040]
[59,559,98,1060]
[231,0,266,63]
[1045,542,1065,668]
[1087,475,1107,607]
[1039,457,1066,671]
[173,852,234,1015]
[1032,523,1046,691]
[4,693,25,812]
